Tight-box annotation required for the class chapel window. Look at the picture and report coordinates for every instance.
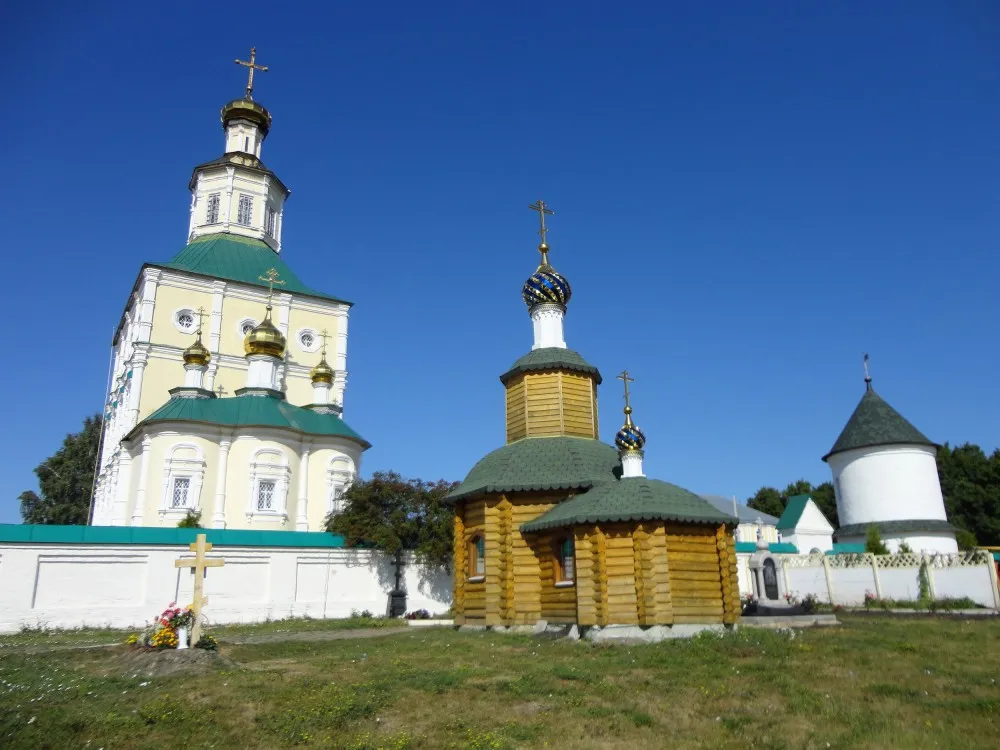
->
[265,205,276,236]
[237,194,254,226]
[176,311,195,331]
[468,535,485,578]
[171,477,191,508]
[257,480,276,511]
[206,193,221,224]
[554,537,575,584]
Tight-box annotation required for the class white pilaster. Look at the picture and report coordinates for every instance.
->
[110,453,133,526]
[296,444,311,531]
[530,304,567,350]
[621,451,645,479]
[130,437,152,526]
[213,437,232,529]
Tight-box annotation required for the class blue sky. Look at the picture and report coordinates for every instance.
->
[1,1,997,524]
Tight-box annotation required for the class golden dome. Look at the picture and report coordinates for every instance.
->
[244,308,286,358]
[310,355,334,384]
[183,335,210,367]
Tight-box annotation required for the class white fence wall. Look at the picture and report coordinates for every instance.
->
[737,551,1000,608]
[0,543,453,633]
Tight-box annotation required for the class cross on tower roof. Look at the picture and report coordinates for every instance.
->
[528,199,555,266]
[195,306,206,337]
[863,352,872,391]
[235,47,269,100]
[617,369,636,425]
[319,328,330,356]
[258,268,285,308]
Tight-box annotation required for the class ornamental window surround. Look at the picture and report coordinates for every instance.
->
[159,443,206,518]
[239,318,258,338]
[174,309,197,333]
[326,457,354,514]
[206,193,221,224]
[237,194,254,226]
[554,537,575,586]
[468,535,485,581]
[246,448,291,523]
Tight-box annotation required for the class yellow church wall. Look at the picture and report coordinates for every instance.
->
[131,433,221,528]
[223,435,303,530]
[149,284,215,352]
[219,295,268,356]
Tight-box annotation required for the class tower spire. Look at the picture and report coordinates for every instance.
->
[863,352,872,391]
[234,47,269,100]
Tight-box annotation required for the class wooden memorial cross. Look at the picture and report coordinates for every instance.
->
[174,533,225,645]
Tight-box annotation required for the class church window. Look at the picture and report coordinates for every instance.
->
[239,319,258,337]
[468,535,485,579]
[171,477,191,508]
[265,205,276,236]
[244,136,250,152]
[257,480,275,511]
[237,194,254,226]
[298,329,320,352]
[174,309,197,333]
[206,193,221,224]
[327,457,354,514]
[554,537,575,585]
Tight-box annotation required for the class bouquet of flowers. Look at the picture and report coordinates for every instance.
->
[158,602,195,630]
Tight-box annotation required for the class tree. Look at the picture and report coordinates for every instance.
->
[746,480,839,527]
[865,525,889,555]
[746,486,784,518]
[809,482,840,528]
[937,443,1000,546]
[326,471,458,570]
[20,415,102,525]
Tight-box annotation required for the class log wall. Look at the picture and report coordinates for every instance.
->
[504,371,599,443]
[535,531,578,623]
[665,523,725,623]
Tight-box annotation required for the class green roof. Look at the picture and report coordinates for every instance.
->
[735,541,799,554]
[0,523,345,548]
[499,348,602,385]
[521,477,734,533]
[834,519,957,539]
[151,233,351,305]
[777,494,811,530]
[824,387,935,461]
[127,392,370,447]
[447,437,620,501]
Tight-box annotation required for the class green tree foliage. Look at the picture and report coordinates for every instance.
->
[937,443,1000,546]
[326,471,458,569]
[865,525,889,555]
[746,480,839,527]
[177,510,202,528]
[20,415,102,525]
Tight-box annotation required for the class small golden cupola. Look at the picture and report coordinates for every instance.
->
[179,309,211,393]
[244,268,287,391]
[244,309,286,358]
[309,330,337,408]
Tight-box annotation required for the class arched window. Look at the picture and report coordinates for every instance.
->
[468,535,485,579]
[326,456,355,514]
[159,442,206,519]
[246,447,291,523]
[554,537,575,586]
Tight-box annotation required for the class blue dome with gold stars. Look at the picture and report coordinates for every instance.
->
[522,264,572,308]
[615,408,646,451]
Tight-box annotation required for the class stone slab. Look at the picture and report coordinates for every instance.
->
[406,619,454,628]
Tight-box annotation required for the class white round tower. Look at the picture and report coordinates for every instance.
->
[823,366,957,553]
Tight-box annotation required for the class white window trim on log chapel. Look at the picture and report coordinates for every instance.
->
[91,48,370,532]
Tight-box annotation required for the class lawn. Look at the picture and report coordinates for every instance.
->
[1,614,998,749]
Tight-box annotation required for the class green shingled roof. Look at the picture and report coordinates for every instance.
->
[499,348,602,385]
[521,478,734,533]
[823,387,935,461]
[151,233,351,305]
[447,437,620,501]
[127,393,370,447]
[777,494,811,530]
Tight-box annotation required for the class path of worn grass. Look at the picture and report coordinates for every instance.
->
[1,614,998,749]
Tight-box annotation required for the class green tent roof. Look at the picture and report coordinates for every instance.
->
[521,477,734,533]
[777,494,811,530]
[127,393,370,447]
[823,387,935,461]
[447,437,620,501]
[151,233,351,305]
[499,348,602,385]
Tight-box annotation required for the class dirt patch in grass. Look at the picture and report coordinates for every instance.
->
[94,647,238,678]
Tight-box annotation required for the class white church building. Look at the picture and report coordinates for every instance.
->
[91,51,368,531]
[824,366,957,553]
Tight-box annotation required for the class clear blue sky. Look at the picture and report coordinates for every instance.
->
[1,1,997,524]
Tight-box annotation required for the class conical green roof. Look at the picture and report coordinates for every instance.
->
[499,347,602,385]
[823,387,935,461]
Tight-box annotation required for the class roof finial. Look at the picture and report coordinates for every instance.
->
[863,352,872,391]
[235,47,269,100]
[617,369,635,426]
[528,199,555,268]
[258,268,286,314]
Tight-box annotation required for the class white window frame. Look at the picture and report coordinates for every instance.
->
[246,448,291,523]
[237,194,254,227]
[173,308,197,334]
[159,443,206,518]
[170,476,193,509]
[326,457,355,515]
[205,192,221,225]
[297,328,319,353]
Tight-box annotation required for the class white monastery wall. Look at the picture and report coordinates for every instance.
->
[737,551,999,608]
[784,530,834,554]
[830,445,946,526]
[0,544,451,634]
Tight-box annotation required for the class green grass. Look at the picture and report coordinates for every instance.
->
[1,614,998,748]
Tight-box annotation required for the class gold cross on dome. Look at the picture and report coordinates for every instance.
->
[258,268,285,307]
[319,329,330,355]
[529,199,555,246]
[174,533,225,646]
[617,369,635,407]
[195,307,206,336]
[235,47,269,100]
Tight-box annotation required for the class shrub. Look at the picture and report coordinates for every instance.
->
[955,529,978,550]
[865,526,889,555]
[897,541,913,554]
[177,510,202,528]
[195,634,218,650]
